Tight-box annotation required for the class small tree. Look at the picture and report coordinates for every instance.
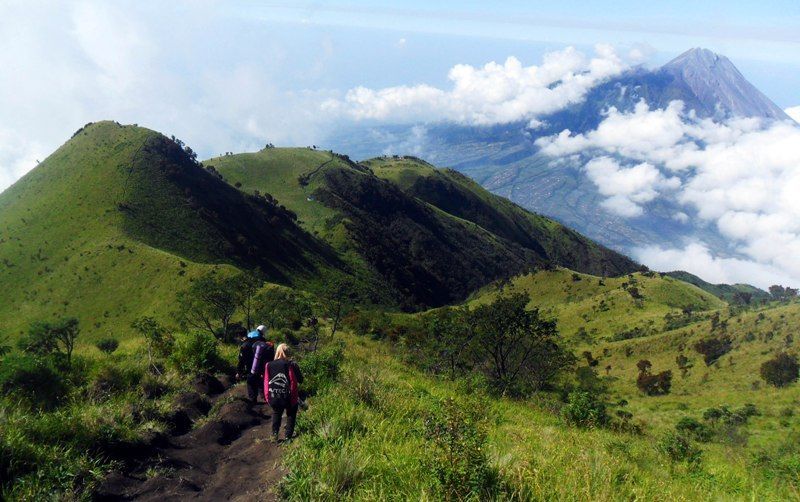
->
[21,318,79,366]
[319,275,358,340]
[176,272,240,340]
[422,307,477,380]
[237,274,263,331]
[694,335,732,366]
[471,293,573,395]
[132,316,172,374]
[760,352,799,387]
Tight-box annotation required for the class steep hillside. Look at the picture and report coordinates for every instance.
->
[469,269,725,342]
[212,149,639,309]
[364,156,638,276]
[0,122,337,340]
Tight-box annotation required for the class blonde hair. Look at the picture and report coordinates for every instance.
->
[274,343,290,360]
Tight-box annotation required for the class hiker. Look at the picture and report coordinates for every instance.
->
[264,343,303,441]
[237,325,275,403]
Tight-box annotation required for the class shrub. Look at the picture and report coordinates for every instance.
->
[169,332,223,374]
[675,417,712,442]
[562,390,609,428]
[0,354,69,409]
[760,352,799,387]
[657,432,702,467]
[95,338,119,355]
[298,344,344,397]
[637,370,672,395]
[424,398,497,499]
[636,361,672,396]
[88,363,143,400]
[694,335,732,366]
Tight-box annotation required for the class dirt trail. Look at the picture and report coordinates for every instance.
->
[96,378,287,501]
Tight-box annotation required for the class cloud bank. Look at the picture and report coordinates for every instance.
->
[324,45,627,126]
[537,100,800,288]
[0,1,335,193]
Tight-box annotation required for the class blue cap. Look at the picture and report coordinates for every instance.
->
[247,330,260,339]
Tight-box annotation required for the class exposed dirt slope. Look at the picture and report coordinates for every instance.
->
[96,379,286,501]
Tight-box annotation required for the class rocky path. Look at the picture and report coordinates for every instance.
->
[96,376,286,501]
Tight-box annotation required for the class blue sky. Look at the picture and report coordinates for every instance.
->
[1,0,798,191]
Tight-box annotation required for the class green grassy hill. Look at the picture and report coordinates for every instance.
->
[469,269,725,342]
[0,122,338,341]
[457,268,800,480]
[212,150,639,310]
[666,270,770,302]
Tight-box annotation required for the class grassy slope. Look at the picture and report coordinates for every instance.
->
[462,269,799,473]
[212,148,542,309]
[284,333,798,500]
[364,155,640,278]
[213,150,640,309]
[469,269,725,341]
[0,123,334,342]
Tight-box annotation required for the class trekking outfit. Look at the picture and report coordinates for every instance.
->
[239,331,274,403]
[264,358,303,440]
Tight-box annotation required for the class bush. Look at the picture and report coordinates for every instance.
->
[88,363,143,400]
[760,352,799,387]
[424,398,497,499]
[694,335,732,366]
[657,432,702,467]
[95,338,119,355]
[170,332,223,374]
[0,354,70,409]
[636,361,672,396]
[675,417,712,442]
[562,390,609,428]
[298,344,344,397]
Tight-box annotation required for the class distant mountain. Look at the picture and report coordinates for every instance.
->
[664,271,770,303]
[662,48,789,120]
[324,48,791,280]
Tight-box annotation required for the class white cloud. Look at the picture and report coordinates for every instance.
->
[324,45,627,125]
[538,99,800,286]
[636,243,800,289]
[0,1,334,193]
[786,106,800,123]
[583,156,679,217]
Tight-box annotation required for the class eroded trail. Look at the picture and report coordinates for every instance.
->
[96,378,286,501]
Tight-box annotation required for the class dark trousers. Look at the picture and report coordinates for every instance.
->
[270,401,298,439]
[246,374,263,402]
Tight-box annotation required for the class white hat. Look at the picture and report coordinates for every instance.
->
[256,325,266,332]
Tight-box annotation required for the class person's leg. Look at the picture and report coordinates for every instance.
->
[271,402,285,439]
[246,374,259,403]
[285,404,299,439]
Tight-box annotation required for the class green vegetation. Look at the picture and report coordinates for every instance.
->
[2,123,799,500]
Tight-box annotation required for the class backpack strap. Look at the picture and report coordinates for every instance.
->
[289,364,299,406]
[263,363,270,402]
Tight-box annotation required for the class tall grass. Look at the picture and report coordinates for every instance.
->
[281,334,800,501]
